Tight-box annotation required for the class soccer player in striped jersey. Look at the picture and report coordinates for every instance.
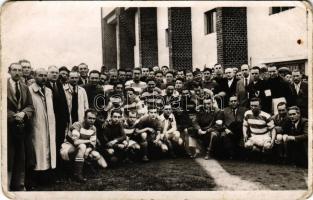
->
[243,98,276,152]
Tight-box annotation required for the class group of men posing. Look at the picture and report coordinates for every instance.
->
[7,60,308,190]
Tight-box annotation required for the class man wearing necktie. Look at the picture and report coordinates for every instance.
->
[7,63,34,191]
[47,66,72,179]
[47,66,59,94]
[236,64,251,108]
[63,71,89,125]
[290,70,308,118]
[19,59,32,85]
[192,98,223,160]
[281,106,308,167]
[222,96,247,156]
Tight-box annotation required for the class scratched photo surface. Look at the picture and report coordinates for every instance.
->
[1,1,311,200]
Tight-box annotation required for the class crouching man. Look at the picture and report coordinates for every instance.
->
[243,98,276,153]
[134,107,162,162]
[123,111,141,160]
[97,109,127,165]
[60,109,107,183]
[281,106,308,167]
[158,104,183,157]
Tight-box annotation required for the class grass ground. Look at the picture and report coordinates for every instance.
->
[33,157,307,191]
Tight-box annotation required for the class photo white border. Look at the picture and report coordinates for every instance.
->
[1,1,312,199]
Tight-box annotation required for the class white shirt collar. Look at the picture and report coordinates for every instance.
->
[159,113,174,121]
[9,78,19,86]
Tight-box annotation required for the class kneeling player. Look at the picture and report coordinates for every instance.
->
[159,105,184,157]
[134,107,162,162]
[124,111,141,159]
[60,109,107,183]
[98,109,128,164]
[243,98,276,153]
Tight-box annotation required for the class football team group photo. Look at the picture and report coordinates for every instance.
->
[2,2,310,195]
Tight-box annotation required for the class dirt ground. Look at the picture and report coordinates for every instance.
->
[33,157,307,191]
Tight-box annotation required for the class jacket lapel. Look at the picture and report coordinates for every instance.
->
[20,84,28,106]
[7,79,18,107]
[299,83,307,96]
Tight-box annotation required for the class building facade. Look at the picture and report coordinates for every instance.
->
[101,6,309,74]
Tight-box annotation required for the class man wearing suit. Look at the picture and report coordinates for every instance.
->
[192,98,224,159]
[77,63,89,85]
[290,70,308,118]
[282,106,308,167]
[266,66,294,114]
[222,96,247,153]
[7,63,34,191]
[19,59,32,85]
[224,68,237,107]
[247,66,271,113]
[47,66,70,178]
[236,64,252,108]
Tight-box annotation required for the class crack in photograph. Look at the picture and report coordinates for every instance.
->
[1,1,311,200]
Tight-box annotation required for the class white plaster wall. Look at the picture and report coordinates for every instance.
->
[191,7,218,70]
[157,8,169,67]
[247,7,308,66]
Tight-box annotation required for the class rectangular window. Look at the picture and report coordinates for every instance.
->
[269,7,295,15]
[165,28,169,47]
[204,9,216,35]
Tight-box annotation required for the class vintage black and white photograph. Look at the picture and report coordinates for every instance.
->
[1,1,312,199]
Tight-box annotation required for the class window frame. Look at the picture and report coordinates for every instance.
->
[204,9,216,35]
[269,7,295,15]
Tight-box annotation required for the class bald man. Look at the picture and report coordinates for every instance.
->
[29,68,56,184]
[224,68,237,107]
[46,66,71,178]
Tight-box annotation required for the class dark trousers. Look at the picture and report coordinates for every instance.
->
[55,121,68,176]
[199,132,234,157]
[8,136,25,191]
[287,140,307,167]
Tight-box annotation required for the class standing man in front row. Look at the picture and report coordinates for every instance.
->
[243,98,276,153]
[7,63,34,191]
[29,68,56,184]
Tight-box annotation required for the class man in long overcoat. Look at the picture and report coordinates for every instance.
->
[29,68,56,173]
